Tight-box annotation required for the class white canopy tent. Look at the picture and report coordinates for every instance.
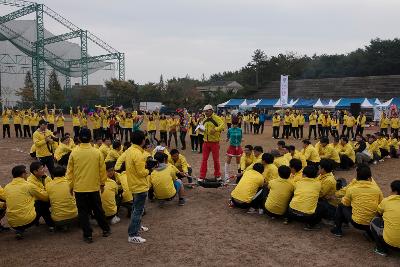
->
[360,98,374,108]
[217,100,230,108]
[273,98,298,108]
[313,98,326,108]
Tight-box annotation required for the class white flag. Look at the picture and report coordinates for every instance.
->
[280,75,289,106]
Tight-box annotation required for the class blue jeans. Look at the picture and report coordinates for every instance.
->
[128,192,147,237]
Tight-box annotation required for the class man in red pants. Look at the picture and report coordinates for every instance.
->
[199,105,225,182]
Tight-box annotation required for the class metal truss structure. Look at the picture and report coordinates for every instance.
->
[0,0,125,104]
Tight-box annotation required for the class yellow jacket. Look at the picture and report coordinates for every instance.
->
[4,178,48,227]
[27,174,52,191]
[203,113,224,142]
[101,178,118,217]
[66,143,107,192]
[125,144,149,193]
[149,164,177,200]
[377,195,400,248]
[33,129,55,158]
[356,115,366,127]
[302,145,320,163]
[54,143,72,161]
[231,169,264,203]
[105,148,122,163]
[272,116,281,127]
[169,154,190,173]
[116,172,132,203]
[390,117,400,129]
[46,177,78,222]
[289,177,322,214]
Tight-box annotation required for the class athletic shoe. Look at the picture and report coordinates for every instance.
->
[83,236,93,244]
[140,226,149,232]
[111,216,121,225]
[330,227,343,237]
[258,209,264,215]
[283,218,289,225]
[304,224,321,231]
[128,236,146,244]
[247,208,257,214]
[15,232,24,240]
[373,247,387,257]
[321,219,335,226]
[48,226,55,232]
[197,178,205,183]
[379,159,384,162]
[102,230,111,237]
[178,198,186,206]
[373,161,378,165]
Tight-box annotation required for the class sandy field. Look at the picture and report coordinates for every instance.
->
[0,122,399,266]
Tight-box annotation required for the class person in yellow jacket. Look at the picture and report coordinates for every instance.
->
[70,107,81,138]
[230,163,265,212]
[4,165,52,239]
[367,135,381,164]
[376,133,390,159]
[22,110,32,138]
[46,166,78,231]
[388,133,399,158]
[159,114,168,144]
[149,152,186,206]
[288,145,307,168]
[370,180,400,256]
[170,149,193,184]
[355,111,367,136]
[30,112,40,134]
[338,136,355,169]
[55,111,65,137]
[54,136,73,166]
[390,115,399,137]
[301,139,320,167]
[99,137,112,160]
[105,140,122,162]
[2,108,11,138]
[126,130,150,244]
[12,109,23,138]
[319,137,340,169]
[291,113,300,139]
[167,114,179,148]
[288,165,322,230]
[66,128,110,243]
[272,112,281,139]
[379,112,390,136]
[321,112,331,137]
[44,104,56,132]
[33,119,55,175]
[298,112,305,139]
[102,162,120,225]
[264,165,294,220]
[282,111,291,139]
[0,185,8,232]
[330,115,340,139]
[308,111,318,140]
[240,145,255,173]
[345,112,356,139]
[199,105,225,181]
[147,114,157,145]
[288,158,303,185]
[331,164,383,238]
[318,159,337,221]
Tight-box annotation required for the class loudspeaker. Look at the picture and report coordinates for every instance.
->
[350,103,361,117]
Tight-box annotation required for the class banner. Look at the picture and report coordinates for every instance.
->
[280,75,289,106]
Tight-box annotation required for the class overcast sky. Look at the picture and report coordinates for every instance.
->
[5,0,400,84]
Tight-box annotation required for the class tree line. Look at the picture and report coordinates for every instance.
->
[15,38,400,110]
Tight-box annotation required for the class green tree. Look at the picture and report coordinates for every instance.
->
[47,69,65,107]
[16,71,35,108]
[105,78,139,108]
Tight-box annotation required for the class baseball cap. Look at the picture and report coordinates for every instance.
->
[203,104,213,111]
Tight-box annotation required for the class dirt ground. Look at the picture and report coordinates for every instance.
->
[0,122,399,266]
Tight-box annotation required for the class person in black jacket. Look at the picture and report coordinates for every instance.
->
[354,134,370,165]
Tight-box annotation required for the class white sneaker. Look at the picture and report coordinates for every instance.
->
[128,236,146,243]
[258,209,264,215]
[140,226,149,232]
[247,208,257,214]
[110,216,121,225]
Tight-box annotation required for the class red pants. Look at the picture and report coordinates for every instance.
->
[200,142,221,178]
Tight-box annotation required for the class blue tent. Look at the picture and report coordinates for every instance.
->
[292,99,318,108]
[256,98,279,108]
[224,99,245,107]
[335,98,365,108]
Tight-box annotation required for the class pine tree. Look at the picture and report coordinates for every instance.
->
[16,71,35,108]
[47,69,65,106]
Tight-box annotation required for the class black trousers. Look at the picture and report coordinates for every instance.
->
[334,204,372,237]
[272,126,280,138]
[31,126,37,134]
[180,131,187,150]
[254,124,260,134]
[380,148,389,158]
[346,127,354,139]
[391,128,399,136]
[287,206,322,226]
[231,188,267,209]
[73,126,80,138]
[370,216,400,253]
[331,128,339,139]
[282,125,290,139]
[292,127,299,139]
[38,156,55,177]
[260,122,265,134]
[380,128,388,135]
[74,191,110,238]
[190,135,198,151]
[197,134,204,152]
[341,125,347,137]
[318,199,336,221]
[124,128,132,142]
[355,125,364,136]
[308,125,317,139]
[23,125,31,138]
[317,124,323,137]
[14,124,22,138]
[56,126,65,137]
[299,125,304,138]
[323,127,330,137]
[160,131,168,144]
[48,124,54,132]
[2,124,10,138]
[168,131,178,147]
[340,154,354,170]
[390,146,398,158]
[34,200,55,227]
